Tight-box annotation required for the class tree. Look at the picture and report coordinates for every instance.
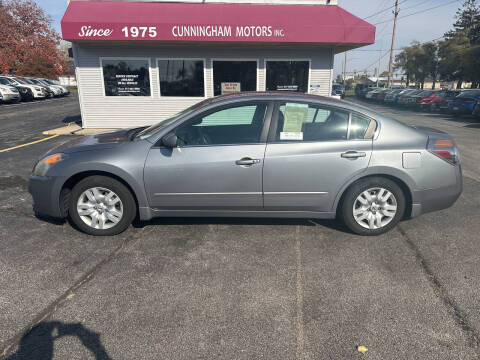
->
[0,0,67,78]
[440,0,480,88]
[335,74,343,84]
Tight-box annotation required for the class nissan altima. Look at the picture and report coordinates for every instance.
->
[29,92,462,236]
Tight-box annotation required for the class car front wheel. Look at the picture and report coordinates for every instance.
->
[341,177,406,236]
[69,176,136,236]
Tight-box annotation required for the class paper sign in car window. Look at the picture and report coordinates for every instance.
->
[282,103,309,132]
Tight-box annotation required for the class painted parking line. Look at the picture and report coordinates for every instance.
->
[0,134,60,153]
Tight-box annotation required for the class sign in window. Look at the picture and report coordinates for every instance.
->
[213,61,257,96]
[102,59,151,96]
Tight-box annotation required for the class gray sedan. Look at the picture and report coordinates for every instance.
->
[29,92,462,236]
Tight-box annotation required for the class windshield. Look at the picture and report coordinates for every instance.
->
[0,78,12,85]
[12,77,26,84]
[21,78,35,85]
[136,105,199,139]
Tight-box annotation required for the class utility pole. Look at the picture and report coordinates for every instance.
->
[387,0,400,88]
[343,51,347,86]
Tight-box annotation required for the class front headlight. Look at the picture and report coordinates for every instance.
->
[34,86,41,91]
[33,153,67,176]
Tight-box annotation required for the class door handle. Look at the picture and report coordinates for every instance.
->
[235,157,261,166]
[341,151,366,159]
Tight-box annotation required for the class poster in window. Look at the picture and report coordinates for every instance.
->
[221,82,241,95]
[102,59,151,96]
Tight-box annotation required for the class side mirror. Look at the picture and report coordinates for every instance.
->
[162,133,178,148]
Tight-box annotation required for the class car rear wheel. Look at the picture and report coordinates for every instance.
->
[69,176,136,236]
[341,177,406,236]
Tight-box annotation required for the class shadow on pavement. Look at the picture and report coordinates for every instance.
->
[6,321,111,360]
[133,216,355,234]
[62,115,81,125]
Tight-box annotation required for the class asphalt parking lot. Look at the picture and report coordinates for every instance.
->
[1,95,480,359]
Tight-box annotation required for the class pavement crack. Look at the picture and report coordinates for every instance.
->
[397,225,480,351]
[0,227,146,360]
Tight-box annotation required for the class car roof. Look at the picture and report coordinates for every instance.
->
[190,91,391,122]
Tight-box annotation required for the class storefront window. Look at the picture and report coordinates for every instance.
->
[266,61,309,93]
[158,59,205,97]
[213,61,257,96]
[102,59,151,96]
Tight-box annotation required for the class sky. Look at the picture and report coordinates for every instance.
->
[35,0,465,78]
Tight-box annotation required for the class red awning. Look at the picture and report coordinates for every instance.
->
[61,1,375,46]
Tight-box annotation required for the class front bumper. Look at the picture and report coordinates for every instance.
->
[411,165,463,217]
[29,175,67,218]
[2,93,20,102]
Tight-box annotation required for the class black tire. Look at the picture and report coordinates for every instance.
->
[68,175,136,236]
[341,177,406,236]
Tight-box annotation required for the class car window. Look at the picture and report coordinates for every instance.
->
[175,103,267,146]
[274,102,348,142]
[350,113,373,140]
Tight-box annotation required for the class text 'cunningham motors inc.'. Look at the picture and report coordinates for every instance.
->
[171,25,285,38]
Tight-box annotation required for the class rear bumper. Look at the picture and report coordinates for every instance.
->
[411,165,463,217]
[28,175,67,218]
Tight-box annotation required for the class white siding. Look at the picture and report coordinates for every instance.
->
[75,43,333,128]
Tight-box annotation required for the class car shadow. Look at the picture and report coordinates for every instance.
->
[132,217,354,234]
[5,321,111,360]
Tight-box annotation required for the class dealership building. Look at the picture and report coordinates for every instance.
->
[62,0,375,128]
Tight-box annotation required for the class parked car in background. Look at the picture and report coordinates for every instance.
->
[384,89,404,104]
[29,92,462,237]
[0,76,34,101]
[419,90,447,112]
[332,83,345,98]
[0,84,21,103]
[438,90,462,113]
[396,89,417,106]
[447,90,480,115]
[365,88,383,100]
[374,89,390,102]
[398,90,422,106]
[410,90,436,109]
[39,78,70,96]
[0,76,46,99]
[19,77,54,98]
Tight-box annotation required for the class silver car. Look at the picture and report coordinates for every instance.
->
[29,92,462,236]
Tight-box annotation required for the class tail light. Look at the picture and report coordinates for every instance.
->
[427,138,459,165]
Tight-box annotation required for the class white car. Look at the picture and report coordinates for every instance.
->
[40,78,70,96]
[1,76,46,99]
[0,84,21,103]
[29,78,62,97]
[365,88,382,99]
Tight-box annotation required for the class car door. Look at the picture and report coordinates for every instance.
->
[144,101,272,211]
[263,101,374,212]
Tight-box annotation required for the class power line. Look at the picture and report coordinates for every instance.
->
[363,0,408,20]
[374,0,463,25]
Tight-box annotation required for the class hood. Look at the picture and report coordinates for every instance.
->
[45,129,136,156]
